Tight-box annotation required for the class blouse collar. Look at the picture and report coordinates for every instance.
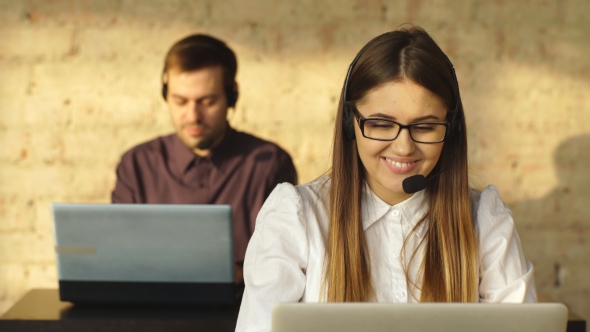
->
[361,182,429,234]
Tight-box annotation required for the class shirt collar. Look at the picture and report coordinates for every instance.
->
[169,134,198,176]
[209,125,236,167]
[361,182,428,232]
[170,125,237,175]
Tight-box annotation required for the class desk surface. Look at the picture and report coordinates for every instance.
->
[1,289,586,332]
[0,289,239,332]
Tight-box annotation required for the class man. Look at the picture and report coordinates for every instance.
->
[111,34,298,282]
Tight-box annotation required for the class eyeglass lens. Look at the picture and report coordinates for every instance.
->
[362,119,446,143]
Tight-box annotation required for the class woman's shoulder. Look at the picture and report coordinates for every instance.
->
[469,185,515,235]
[294,175,330,201]
[262,176,331,216]
[470,185,511,213]
[270,176,330,200]
[259,176,330,230]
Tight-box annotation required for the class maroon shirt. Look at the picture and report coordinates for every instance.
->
[111,127,297,262]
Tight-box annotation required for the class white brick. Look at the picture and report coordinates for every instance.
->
[0,1,29,24]
[27,0,119,26]
[0,28,73,59]
[0,195,36,232]
[120,0,210,25]
[0,63,30,97]
[0,263,57,314]
[0,166,73,197]
[388,0,477,27]
[59,128,130,166]
[0,129,31,163]
[474,0,562,26]
[76,27,176,62]
[0,232,54,264]
[68,95,165,129]
[30,61,156,98]
[0,96,73,129]
[517,228,590,265]
[209,0,384,25]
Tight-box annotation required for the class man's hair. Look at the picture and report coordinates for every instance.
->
[162,34,238,105]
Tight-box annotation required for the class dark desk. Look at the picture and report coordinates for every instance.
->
[1,289,587,332]
[567,312,587,332]
[0,289,239,332]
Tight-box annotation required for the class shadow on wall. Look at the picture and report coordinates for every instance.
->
[509,134,590,316]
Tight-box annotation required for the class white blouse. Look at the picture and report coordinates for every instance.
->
[236,177,537,332]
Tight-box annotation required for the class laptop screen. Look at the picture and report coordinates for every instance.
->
[52,203,234,305]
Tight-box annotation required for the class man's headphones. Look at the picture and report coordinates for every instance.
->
[342,38,463,140]
[161,36,239,108]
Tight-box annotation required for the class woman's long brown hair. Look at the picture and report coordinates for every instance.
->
[323,26,479,302]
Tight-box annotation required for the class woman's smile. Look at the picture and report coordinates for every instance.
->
[382,157,420,174]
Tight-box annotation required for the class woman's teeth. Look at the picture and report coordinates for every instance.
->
[385,158,414,168]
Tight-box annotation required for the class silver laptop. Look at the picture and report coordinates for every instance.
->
[272,303,568,332]
[52,203,234,305]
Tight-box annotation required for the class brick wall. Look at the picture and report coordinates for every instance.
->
[1,0,589,321]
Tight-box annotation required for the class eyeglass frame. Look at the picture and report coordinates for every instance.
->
[353,110,449,144]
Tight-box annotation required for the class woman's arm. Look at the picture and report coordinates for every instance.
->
[236,183,310,332]
[475,185,538,303]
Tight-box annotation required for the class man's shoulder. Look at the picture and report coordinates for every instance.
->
[232,130,291,157]
[120,134,176,161]
[227,129,298,184]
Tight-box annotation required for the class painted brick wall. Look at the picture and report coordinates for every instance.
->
[1,0,589,322]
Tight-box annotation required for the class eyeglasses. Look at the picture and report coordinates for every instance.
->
[354,112,448,144]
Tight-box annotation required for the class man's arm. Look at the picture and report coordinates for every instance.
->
[111,156,140,203]
[270,150,298,188]
[247,150,298,234]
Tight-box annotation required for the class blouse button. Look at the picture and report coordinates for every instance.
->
[392,209,400,217]
[395,290,406,299]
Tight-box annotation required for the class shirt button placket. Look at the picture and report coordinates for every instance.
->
[395,290,406,299]
[196,159,212,203]
[397,209,407,302]
[200,161,211,189]
[390,208,403,303]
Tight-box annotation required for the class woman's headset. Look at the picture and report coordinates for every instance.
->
[341,35,463,140]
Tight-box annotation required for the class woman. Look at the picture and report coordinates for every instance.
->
[236,26,536,332]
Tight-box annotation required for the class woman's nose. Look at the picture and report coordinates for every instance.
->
[390,128,415,156]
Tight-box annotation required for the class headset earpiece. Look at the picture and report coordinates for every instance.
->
[443,54,463,137]
[226,86,238,108]
[343,105,356,139]
[447,107,462,136]
[162,83,168,101]
[342,47,365,141]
